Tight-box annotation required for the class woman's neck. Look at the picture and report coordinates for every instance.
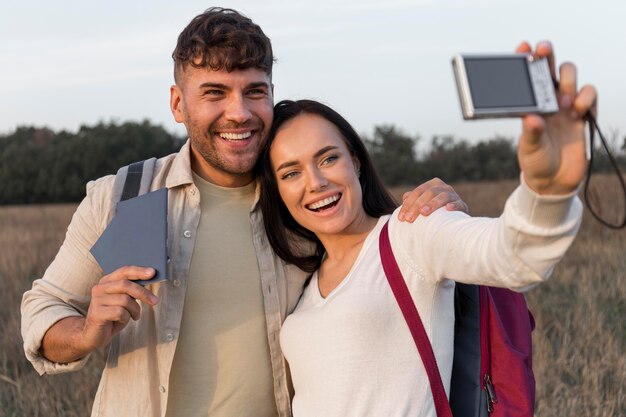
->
[317,214,379,262]
[315,213,379,298]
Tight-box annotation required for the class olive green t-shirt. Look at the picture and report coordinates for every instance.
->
[165,173,276,417]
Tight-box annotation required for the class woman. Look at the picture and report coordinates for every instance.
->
[258,44,595,416]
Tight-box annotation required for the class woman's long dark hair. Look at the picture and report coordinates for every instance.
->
[257,100,398,273]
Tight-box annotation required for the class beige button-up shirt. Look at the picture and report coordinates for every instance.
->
[21,140,310,417]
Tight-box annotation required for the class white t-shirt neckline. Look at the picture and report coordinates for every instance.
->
[310,215,389,304]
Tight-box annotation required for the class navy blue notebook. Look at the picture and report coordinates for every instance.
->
[91,188,168,285]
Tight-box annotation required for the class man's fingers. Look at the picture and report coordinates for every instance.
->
[426,190,468,215]
[89,305,134,326]
[446,200,469,215]
[94,271,159,307]
[419,193,448,213]
[80,268,157,352]
[402,190,463,220]
[399,177,467,222]
[100,265,155,284]
[402,179,439,202]
[101,280,158,306]
[402,188,432,208]
[400,179,440,216]
[93,293,143,321]
[82,292,146,348]
[97,266,158,305]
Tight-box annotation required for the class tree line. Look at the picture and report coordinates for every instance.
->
[0,121,185,204]
[364,125,626,187]
[1,120,624,204]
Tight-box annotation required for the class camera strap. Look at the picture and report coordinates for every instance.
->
[582,113,626,229]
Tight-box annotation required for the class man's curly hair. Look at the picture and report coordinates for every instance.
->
[172,7,274,83]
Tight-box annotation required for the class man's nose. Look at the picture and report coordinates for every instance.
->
[225,95,252,124]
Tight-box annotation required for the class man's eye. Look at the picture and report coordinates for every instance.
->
[248,88,267,96]
[204,90,223,96]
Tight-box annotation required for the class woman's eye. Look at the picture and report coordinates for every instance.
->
[322,155,338,165]
[281,171,298,180]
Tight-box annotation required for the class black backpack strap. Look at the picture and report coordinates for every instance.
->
[449,283,484,417]
[112,157,157,208]
[121,160,145,201]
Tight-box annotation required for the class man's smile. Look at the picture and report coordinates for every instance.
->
[219,131,253,141]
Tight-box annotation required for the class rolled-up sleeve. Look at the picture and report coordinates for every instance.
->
[21,176,114,375]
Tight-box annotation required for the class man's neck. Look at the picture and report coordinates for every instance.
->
[190,155,254,188]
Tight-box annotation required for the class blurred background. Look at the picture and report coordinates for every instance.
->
[1,1,624,416]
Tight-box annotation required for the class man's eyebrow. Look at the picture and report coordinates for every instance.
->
[197,81,270,90]
[198,82,228,89]
[275,146,339,172]
[248,81,270,89]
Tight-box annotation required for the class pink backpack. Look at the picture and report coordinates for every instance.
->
[379,221,535,417]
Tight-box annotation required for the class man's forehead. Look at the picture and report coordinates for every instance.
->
[180,66,271,88]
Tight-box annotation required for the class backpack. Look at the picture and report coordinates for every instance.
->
[379,221,535,417]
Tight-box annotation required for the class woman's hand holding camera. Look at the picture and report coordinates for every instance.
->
[516,41,597,195]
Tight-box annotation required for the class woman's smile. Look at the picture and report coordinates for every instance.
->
[306,193,342,211]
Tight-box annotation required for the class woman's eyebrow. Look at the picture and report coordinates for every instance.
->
[275,146,339,172]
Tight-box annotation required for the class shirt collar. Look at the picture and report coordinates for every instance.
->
[165,139,195,189]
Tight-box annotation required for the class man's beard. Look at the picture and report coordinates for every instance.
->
[188,123,263,177]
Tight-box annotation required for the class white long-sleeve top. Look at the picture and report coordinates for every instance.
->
[280,181,583,417]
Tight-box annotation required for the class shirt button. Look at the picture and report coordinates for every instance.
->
[165,333,174,342]
[183,230,192,238]
[172,279,180,287]
[159,385,166,393]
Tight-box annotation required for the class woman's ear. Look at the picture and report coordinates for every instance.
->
[352,156,361,177]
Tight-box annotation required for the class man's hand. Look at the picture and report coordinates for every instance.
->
[398,177,469,222]
[516,41,597,195]
[80,266,158,352]
[40,266,158,364]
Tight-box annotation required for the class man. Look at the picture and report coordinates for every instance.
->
[21,8,465,417]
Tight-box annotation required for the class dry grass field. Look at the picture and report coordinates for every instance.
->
[1,175,624,416]
[0,204,106,417]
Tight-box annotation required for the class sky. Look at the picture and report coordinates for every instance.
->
[1,0,623,148]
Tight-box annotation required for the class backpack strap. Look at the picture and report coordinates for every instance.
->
[379,221,453,417]
[112,157,157,207]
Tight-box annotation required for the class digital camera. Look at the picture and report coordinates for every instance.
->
[452,53,558,120]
